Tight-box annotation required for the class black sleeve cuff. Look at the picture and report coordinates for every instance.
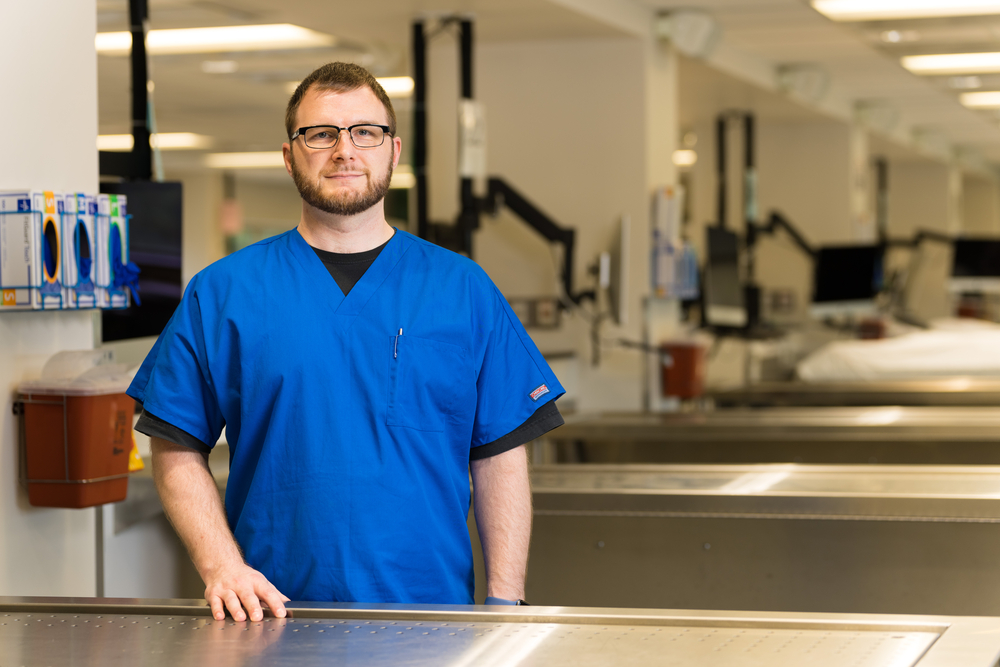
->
[470,400,564,461]
[135,409,213,453]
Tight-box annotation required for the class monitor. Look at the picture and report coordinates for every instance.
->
[99,181,183,342]
[810,244,884,318]
[703,226,746,328]
[598,214,630,326]
[950,238,1000,294]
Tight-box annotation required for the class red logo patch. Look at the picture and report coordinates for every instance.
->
[529,384,550,401]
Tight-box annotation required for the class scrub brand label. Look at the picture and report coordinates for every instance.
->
[529,384,550,401]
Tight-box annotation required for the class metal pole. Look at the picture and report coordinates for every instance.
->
[413,21,429,240]
[716,115,727,229]
[128,0,152,181]
[458,19,476,257]
[875,157,889,245]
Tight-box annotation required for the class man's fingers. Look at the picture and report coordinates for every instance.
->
[208,594,226,622]
[223,591,246,622]
[240,589,264,622]
[258,585,288,619]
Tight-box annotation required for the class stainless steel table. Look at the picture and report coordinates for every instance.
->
[528,464,1000,615]
[710,379,1000,408]
[544,408,1000,464]
[2,597,999,666]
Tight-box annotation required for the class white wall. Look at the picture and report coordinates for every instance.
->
[0,0,99,596]
[472,38,661,411]
[963,175,1000,236]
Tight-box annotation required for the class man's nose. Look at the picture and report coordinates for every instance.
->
[329,129,356,160]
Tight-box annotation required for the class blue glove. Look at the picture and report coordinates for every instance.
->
[484,596,518,605]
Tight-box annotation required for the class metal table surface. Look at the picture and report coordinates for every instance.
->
[709,378,1000,408]
[2,597,999,666]
[544,408,1000,464]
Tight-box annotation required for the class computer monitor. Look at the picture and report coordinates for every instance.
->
[950,238,1000,294]
[598,214,630,326]
[810,244,884,318]
[99,181,183,341]
[703,226,746,328]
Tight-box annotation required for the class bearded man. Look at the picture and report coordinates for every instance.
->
[128,62,564,621]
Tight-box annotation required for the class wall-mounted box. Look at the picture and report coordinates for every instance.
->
[0,190,66,310]
[63,193,98,309]
[95,193,130,309]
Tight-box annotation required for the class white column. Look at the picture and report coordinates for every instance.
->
[0,0,99,596]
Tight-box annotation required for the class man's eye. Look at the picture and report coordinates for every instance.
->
[313,131,332,139]
[355,129,371,136]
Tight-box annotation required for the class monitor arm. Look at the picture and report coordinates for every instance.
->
[745,210,816,283]
[481,177,594,305]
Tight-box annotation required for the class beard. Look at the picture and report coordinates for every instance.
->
[290,150,394,217]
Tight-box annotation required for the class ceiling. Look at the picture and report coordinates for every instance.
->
[97,0,1000,172]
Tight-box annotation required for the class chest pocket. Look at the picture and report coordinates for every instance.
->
[387,335,475,432]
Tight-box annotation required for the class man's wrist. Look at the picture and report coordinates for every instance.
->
[484,596,529,606]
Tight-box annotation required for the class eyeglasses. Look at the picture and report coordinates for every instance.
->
[291,124,392,149]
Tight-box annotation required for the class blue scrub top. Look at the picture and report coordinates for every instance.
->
[128,229,564,604]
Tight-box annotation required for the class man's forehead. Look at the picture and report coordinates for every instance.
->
[297,86,388,125]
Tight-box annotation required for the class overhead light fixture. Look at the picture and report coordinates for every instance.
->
[390,165,415,189]
[960,91,1000,107]
[378,77,415,98]
[950,75,983,89]
[814,0,1000,21]
[880,30,919,43]
[205,151,286,169]
[654,10,721,59]
[777,64,830,102]
[285,76,415,98]
[201,60,239,74]
[98,132,213,151]
[672,150,698,167]
[96,24,335,56]
[902,52,1000,75]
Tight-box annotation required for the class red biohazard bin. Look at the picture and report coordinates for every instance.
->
[660,342,706,400]
[18,373,134,509]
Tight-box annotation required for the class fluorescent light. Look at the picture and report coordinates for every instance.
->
[672,149,698,167]
[97,132,213,151]
[96,24,335,56]
[390,165,414,189]
[378,77,414,98]
[961,91,1000,107]
[205,151,285,169]
[814,0,1000,21]
[201,60,239,74]
[286,76,415,98]
[903,52,1000,75]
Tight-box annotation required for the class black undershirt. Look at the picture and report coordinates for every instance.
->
[135,239,563,459]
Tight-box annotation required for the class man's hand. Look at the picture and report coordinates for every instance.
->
[204,562,290,622]
[151,437,290,621]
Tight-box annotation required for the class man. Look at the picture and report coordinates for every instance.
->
[128,62,564,623]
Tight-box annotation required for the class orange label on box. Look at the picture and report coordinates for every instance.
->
[2,290,15,306]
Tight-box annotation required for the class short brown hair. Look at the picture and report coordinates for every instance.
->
[285,62,397,140]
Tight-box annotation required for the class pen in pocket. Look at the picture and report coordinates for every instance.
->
[394,328,403,358]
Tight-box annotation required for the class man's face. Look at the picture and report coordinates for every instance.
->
[283,86,401,217]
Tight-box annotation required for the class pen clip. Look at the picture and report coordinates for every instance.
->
[394,328,402,358]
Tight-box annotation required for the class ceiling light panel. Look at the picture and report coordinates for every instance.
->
[961,91,1000,107]
[903,52,1000,75]
[205,152,286,169]
[98,132,213,151]
[96,24,335,56]
[814,0,1000,21]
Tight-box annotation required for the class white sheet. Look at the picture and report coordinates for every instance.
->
[796,319,1000,382]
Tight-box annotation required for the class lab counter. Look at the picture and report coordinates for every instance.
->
[544,407,1000,464]
[709,378,1000,408]
[528,464,1000,615]
[2,597,999,666]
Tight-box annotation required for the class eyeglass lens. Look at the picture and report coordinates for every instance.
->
[303,126,385,149]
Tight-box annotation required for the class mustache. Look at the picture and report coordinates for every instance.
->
[321,167,368,176]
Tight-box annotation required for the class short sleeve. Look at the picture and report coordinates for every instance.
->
[471,286,565,448]
[126,276,225,448]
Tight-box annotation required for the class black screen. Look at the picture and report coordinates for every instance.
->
[703,226,745,327]
[99,181,183,341]
[952,239,1000,278]
[812,245,884,304]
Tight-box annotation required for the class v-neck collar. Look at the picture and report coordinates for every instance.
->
[287,227,413,329]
